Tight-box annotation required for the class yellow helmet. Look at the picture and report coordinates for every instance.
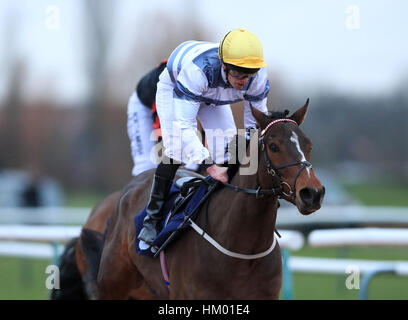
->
[218,28,266,69]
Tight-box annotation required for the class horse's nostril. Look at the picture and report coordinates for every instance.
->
[299,188,314,206]
[299,187,322,207]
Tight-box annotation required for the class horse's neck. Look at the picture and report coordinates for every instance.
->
[207,170,279,254]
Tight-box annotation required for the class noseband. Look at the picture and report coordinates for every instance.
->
[259,118,312,197]
[221,118,312,199]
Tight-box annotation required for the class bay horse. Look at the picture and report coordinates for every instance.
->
[50,171,204,300]
[53,99,325,299]
[96,99,324,299]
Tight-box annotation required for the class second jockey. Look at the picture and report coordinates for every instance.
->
[138,28,270,245]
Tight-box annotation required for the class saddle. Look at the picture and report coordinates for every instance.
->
[134,175,218,257]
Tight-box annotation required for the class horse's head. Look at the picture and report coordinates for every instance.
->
[251,99,325,215]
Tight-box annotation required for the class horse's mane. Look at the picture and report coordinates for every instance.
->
[227,109,291,155]
[225,109,291,180]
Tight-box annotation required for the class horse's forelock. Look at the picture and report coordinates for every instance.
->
[266,109,290,121]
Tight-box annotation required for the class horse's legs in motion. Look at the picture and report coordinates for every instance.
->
[50,237,87,300]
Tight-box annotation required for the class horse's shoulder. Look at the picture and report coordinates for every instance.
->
[116,171,155,216]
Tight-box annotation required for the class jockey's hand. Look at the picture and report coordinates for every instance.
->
[206,164,228,183]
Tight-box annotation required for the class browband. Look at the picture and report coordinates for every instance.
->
[260,119,298,137]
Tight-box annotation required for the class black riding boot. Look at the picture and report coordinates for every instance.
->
[138,174,173,245]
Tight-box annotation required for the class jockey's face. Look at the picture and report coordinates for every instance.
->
[222,63,253,90]
[227,73,249,89]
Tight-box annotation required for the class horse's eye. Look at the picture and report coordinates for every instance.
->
[269,143,280,152]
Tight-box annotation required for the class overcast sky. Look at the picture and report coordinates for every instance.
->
[1,0,407,104]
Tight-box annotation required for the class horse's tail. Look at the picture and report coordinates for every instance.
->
[79,228,105,299]
[50,237,87,300]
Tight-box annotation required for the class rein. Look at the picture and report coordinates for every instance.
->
[259,119,312,198]
[221,118,312,199]
[222,182,282,199]
[158,118,314,286]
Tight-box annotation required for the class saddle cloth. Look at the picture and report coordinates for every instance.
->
[134,176,213,257]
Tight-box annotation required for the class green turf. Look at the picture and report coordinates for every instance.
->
[64,191,106,207]
[0,257,51,300]
[4,182,407,300]
[343,182,408,206]
[2,246,408,300]
[286,245,408,300]
[289,273,408,300]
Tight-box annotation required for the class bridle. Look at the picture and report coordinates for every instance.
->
[157,118,313,264]
[223,118,312,199]
[184,118,312,261]
[259,118,312,198]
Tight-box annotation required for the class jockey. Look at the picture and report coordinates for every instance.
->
[138,28,270,245]
[127,60,199,177]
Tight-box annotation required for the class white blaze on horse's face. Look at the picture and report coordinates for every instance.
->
[290,131,311,177]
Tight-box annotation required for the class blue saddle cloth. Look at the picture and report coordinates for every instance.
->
[134,177,212,256]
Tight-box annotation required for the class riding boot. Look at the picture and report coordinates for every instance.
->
[138,174,173,245]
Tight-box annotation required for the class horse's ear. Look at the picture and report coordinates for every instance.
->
[290,98,309,126]
[250,104,269,129]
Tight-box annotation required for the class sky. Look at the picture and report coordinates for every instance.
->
[0,0,407,105]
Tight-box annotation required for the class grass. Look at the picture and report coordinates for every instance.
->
[286,246,408,300]
[64,191,106,208]
[0,257,51,300]
[291,273,408,300]
[343,181,408,206]
[2,246,408,300]
[2,181,407,300]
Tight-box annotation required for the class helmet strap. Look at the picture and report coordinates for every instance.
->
[222,63,232,86]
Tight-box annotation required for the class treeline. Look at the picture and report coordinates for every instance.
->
[1,90,406,193]
[0,99,131,192]
[301,91,408,176]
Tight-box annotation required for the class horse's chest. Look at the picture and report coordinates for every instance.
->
[172,259,282,299]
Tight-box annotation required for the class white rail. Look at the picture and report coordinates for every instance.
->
[0,225,303,250]
[276,205,408,227]
[289,256,408,276]
[0,207,90,225]
[0,225,81,243]
[0,242,56,259]
[1,205,408,227]
[308,228,408,247]
[277,230,304,251]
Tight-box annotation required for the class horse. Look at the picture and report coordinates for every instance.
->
[52,99,325,300]
[50,171,204,300]
[95,99,324,299]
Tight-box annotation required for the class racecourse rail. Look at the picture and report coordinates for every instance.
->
[1,205,408,299]
[1,205,408,226]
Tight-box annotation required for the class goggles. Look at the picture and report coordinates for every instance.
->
[228,69,258,80]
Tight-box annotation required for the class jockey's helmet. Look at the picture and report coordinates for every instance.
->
[218,28,267,70]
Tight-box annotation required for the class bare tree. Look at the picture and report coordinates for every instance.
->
[0,5,25,169]
[75,0,116,188]
[108,5,212,101]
